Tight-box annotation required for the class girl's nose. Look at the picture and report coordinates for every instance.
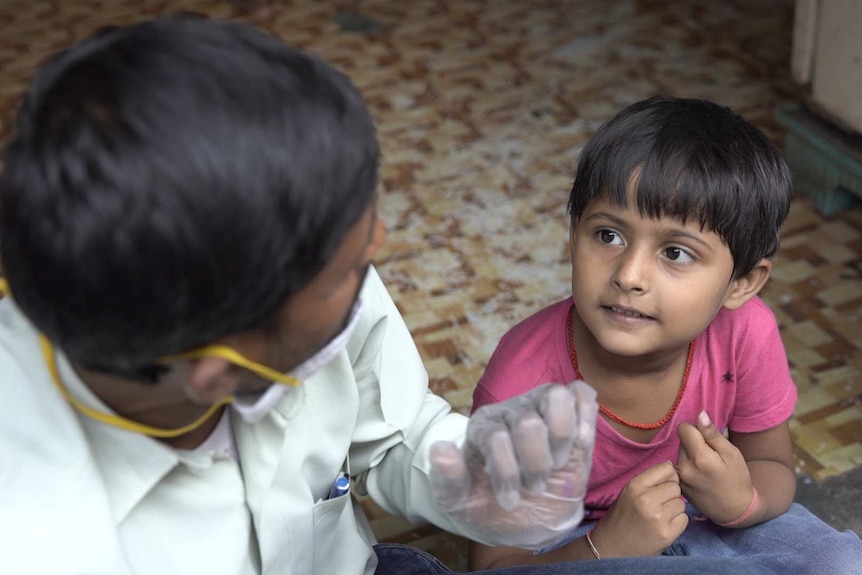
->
[612,248,649,293]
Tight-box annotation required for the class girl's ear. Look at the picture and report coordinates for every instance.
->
[723,258,773,310]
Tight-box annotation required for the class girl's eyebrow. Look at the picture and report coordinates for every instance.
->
[584,211,629,228]
[663,229,713,251]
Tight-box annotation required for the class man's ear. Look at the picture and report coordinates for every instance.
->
[186,355,239,403]
[723,258,773,311]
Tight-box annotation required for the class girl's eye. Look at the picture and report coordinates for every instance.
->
[598,229,623,245]
[665,247,694,264]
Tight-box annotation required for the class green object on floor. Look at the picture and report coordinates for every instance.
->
[776,104,862,216]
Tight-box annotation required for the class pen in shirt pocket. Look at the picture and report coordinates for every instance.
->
[328,473,350,499]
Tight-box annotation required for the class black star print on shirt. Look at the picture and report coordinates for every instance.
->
[722,372,734,383]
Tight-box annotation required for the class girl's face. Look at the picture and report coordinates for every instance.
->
[569,189,745,363]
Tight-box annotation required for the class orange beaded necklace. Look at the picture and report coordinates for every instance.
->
[566,305,693,430]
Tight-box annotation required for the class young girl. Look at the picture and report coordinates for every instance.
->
[469,97,862,574]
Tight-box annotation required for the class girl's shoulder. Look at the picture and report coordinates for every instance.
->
[474,299,574,410]
[500,298,572,344]
[709,296,781,343]
[489,298,573,367]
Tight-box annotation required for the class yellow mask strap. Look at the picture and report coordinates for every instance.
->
[159,344,299,387]
[38,334,231,438]
[3,278,294,437]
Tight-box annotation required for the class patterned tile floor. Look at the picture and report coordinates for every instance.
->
[1,0,860,571]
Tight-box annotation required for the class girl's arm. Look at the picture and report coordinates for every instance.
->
[728,420,796,523]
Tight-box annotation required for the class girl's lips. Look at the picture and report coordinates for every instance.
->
[603,305,655,322]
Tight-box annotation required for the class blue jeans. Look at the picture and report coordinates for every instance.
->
[550,503,862,575]
[373,543,779,574]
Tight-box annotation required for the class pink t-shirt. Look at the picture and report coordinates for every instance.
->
[472,296,797,520]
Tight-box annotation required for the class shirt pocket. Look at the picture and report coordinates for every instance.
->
[311,492,375,574]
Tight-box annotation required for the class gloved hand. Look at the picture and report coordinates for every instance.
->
[429,380,597,550]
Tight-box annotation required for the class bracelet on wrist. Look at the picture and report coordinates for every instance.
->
[585,529,602,559]
[716,486,759,527]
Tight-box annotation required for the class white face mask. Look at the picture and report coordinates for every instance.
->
[230,298,364,423]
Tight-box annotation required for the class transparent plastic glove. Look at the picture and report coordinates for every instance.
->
[429,380,597,550]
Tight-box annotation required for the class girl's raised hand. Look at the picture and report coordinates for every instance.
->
[676,410,753,523]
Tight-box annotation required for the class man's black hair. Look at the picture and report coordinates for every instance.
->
[567,96,793,279]
[0,15,379,380]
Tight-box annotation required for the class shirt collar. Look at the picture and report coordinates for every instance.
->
[55,352,180,524]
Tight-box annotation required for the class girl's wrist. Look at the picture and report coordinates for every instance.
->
[716,486,759,527]
[584,528,602,559]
